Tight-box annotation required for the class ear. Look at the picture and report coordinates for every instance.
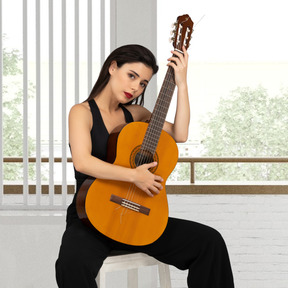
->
[109,61,118,75]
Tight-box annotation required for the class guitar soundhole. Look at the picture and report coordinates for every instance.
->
[130,146,159,173]
[135,150,154,166]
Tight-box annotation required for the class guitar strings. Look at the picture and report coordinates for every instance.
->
[120,57,178,215]
[120,69,175,213]
[119,41,182,216]
[145,36,183,148]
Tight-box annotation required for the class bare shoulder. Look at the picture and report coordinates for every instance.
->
[69,102,90,117]
[125,104,151,122]
[69,102,90,114]
[69,102,92,127]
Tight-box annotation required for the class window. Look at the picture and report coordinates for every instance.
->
[1,0,106,208]
[157,0,288,182]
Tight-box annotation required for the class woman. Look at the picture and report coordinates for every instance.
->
[56,44,234,288]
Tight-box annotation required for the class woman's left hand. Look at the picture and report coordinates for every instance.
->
[167,45,189,88]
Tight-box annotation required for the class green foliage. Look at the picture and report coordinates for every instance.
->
[168,163,190,182]
[2,37,36,180]
[3,49,22,76]
[196,86,288,181]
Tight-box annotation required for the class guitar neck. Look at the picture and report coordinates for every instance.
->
[138,13,194,158]
[141,66,176,154]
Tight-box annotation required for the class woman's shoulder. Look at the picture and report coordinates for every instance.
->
[69,102,92,125]
[125,104,151,122]
[69,102,90,115]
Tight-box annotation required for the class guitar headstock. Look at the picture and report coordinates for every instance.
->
[171,14,194,52]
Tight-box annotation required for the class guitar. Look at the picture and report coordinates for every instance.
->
[76,14,194,246]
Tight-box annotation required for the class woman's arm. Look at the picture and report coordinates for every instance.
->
[69,103,163,197]
[163,46,190,143]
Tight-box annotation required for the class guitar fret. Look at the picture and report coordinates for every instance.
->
[139,14,194,165]
[141,65,177,155]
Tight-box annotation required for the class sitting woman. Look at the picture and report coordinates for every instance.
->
[56,44,234,288]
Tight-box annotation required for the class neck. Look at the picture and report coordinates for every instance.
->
[94,86,120,113]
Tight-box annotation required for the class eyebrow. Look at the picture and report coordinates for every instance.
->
[129,70,149,83]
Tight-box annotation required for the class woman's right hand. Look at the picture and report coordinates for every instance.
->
[133,162,163,197]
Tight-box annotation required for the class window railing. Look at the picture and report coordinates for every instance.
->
[2,157,287,210]
[168,157,288,195]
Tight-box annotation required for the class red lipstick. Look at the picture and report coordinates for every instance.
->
[124,92,133,99]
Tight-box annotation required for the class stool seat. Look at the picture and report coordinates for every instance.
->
[96,250,171,288]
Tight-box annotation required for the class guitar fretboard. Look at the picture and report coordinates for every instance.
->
[141,66,176,155]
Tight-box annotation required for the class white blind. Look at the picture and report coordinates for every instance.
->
[0,0,106,209]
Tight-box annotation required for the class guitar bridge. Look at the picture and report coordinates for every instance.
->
[110,194,150,216]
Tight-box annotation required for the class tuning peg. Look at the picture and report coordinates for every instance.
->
[171,22,177,28]
[169,37,175,43]
[170,30,176,35]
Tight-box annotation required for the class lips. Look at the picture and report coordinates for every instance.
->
[124,92,133,99]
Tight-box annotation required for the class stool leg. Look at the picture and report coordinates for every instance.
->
[96,270,106,288]
[96,274,99,287]
[127,268,138,288]
[158,264,171,288]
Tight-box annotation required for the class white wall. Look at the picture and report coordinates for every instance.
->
[1,194,288,288]
[168,194,288,288]
[0,211,65,288]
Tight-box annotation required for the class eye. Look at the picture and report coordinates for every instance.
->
[128,73,135,79]
[140,82,147,89]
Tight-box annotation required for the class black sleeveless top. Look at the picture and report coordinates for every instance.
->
[67,100,134,225]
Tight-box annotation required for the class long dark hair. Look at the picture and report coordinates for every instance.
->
[85,44,158,106]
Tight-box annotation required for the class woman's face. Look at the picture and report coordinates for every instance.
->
[109,61,153,103]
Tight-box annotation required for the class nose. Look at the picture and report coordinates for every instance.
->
[131,82,138,92]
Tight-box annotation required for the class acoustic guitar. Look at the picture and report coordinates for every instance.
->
[76,14,194,246]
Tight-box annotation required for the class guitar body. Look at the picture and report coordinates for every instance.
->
[76,122,178,246]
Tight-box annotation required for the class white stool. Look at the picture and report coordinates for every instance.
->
[96,250,171,288]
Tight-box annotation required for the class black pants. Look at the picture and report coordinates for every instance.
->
[55,216,234,288]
